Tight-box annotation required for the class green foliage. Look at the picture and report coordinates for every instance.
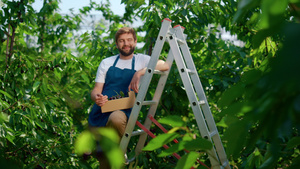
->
[142,115,212,169]
[218,0,300,168]
[75,128,124,169]
[75,130,96,156]
[143,132,180,151]
[0,0,299,168]
[0,0,107,168]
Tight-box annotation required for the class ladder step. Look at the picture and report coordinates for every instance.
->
[186,68,197,74]
[209,130,218,138]
[125,156,136,164]
[131,129,145,136]
[222,161,229,167]
[142,100,158,105]
[199,100,206,105]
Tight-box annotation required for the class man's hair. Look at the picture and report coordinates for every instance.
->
[115,27,137,43]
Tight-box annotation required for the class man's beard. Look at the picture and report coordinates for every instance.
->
[118,45,135,57]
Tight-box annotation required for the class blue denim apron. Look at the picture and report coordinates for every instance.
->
[88,55,136,127]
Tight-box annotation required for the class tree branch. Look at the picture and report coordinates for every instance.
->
[8,26,16,59]
[1,101,18,114]
[6,24,10,68]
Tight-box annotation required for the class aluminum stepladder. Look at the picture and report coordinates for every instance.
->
[120,18,230,169]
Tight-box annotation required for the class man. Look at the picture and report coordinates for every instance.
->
[88,27,169,168]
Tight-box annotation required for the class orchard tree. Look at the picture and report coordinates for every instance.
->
[1,0,299,169]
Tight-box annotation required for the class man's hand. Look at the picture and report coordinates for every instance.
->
[95,94,108,107]
[128,70,143,93]
[128,60,169,93]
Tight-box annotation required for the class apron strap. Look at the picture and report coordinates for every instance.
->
[112,54,135,70]
[112,55,120,67]
[131,55,135,70]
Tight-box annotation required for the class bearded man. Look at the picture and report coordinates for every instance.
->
[88,27,169,169]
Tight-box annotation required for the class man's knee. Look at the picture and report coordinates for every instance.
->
[107,110,127,126]
[106,110,127,138]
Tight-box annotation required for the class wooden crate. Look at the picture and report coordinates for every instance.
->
[101,91,136,113]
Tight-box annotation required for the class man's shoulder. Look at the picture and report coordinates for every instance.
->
[101,55,118,63]
[135,53,150,59]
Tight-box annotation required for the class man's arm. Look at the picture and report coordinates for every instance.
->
[155,60,169,71]
[129,60,170,93]
[91,82,108,106]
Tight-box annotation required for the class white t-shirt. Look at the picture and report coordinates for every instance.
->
[95,53,151,83]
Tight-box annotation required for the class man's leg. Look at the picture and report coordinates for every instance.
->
[105,110,128,167]
[89,126,111,169]
[90,110,127,169]
[106,110,128,139]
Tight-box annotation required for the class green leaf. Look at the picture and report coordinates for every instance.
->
[0,90,13,99]
[0,100,10,109]
[75,130,96,156]
[35,120,47,130]
[5,131,15,145]
[37,99,47,114]
[106,146,124,169]
[143,132,179,151]
[241,69,262,84]
[0,112,8,123]
[218,83,244,108]
[28,15,37,26]
[286,137,300,149]
[81,74,90,84]
[224,120,248,158]
[183,137,213,151]
[246,148,263,168]
[32,81,41,93]
[252,29,277,49]
[158,137,212,157]
[259,0,288,29]
[89,128,124,168]
[154,13,161,26]
[98,127,120,144]
[288,156,300,169]
[158,115,186,127]
[55,147,62,156]
[175,151,200,169]
[233,0,260,22]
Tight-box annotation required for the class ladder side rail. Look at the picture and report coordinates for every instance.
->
[174,27,230,168]
[202,102,230,168]
[167,35,221,168]
[135,49,174,155]
[120,19,172,153]
[174,26,220,137]
[167,34,210,139]
[174,26,218,134]
[173,27,203,96]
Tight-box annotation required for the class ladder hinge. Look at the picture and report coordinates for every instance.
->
[176,37,185,44]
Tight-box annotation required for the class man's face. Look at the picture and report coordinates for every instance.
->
[116,33,137,57]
